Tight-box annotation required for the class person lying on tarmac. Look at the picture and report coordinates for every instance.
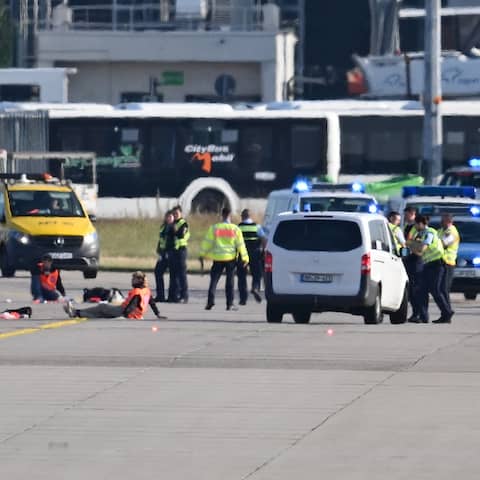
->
[31,254,66,303]
[64,271,166,320]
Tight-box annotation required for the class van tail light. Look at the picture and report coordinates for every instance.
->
[361,252,371,275]
[264,250,273,273]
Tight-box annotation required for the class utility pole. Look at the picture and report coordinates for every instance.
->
[422,0,443,184]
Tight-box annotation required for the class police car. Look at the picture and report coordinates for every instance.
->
[400,185,480,217]
[264,211,409,324]
[429,214,480,301]
[440,158,480,193]
[263,180,380,234]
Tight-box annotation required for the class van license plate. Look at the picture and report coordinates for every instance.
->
[301,273,333,283]
[49,252,73,260]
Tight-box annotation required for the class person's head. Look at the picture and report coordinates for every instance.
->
[221,206,231,221]
[241,209,250,221]
[441,212,453,229]
[164,210,174,224]
[41,254,53,271]
[388,211,401,226]
[51,198,61,210]
[404,206,417,224]
[172,205,182,220]
[415,214,429,231]
[131,271,147,289]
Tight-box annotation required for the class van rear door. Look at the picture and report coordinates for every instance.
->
[270,217,364,296]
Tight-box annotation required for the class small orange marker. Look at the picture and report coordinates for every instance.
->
[151,325,158,332]
[326,328,334,336]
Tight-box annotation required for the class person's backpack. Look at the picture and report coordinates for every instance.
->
[83,287,124,303]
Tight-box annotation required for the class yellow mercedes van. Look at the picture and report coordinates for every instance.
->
[0,175,99,278]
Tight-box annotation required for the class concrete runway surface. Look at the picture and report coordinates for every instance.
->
[1,271,480,479]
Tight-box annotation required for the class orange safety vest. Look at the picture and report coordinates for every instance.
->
[38,263,59,291]
[122,287,151,319]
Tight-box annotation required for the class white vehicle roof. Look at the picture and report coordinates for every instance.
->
[404,196,480,205]
[274,211,384,222]
[268,189,376,200]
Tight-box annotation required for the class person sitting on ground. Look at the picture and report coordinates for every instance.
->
[64,271,166,320]
[31,254,66,303]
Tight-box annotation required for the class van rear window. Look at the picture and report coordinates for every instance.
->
[273,219,362,251]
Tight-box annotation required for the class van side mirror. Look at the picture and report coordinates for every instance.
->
[400,247,410,258]
[88,214,97,223]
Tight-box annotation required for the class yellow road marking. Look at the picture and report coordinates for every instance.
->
[0,318,87,340]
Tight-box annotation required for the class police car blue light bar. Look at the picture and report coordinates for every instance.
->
[473,257,480,267]
[310,182,366,193]
[292,178,311,193]
[402,185,476,199]
[468,158,480,168]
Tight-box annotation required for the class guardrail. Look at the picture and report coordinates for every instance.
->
[39,2,267,32]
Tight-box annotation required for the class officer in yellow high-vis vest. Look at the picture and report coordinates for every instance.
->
[411,215,454,324]
[437,213,460,303]
[200,207,249,311]
[387,211,406,255]
[171,205,190,303]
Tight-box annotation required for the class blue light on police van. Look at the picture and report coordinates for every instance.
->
[292,179,311,193]
[402,185,476,199]
[368,203,378,213]
[470,206,480,216]
[303,203,311,212]
[351,182,364,193]
[468,158,480,168]
[473,257,480,267]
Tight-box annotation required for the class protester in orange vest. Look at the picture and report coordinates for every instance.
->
[64,271,166,320]
[31,254,66,303]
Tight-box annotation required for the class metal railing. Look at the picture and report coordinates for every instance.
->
[39,3,268,33]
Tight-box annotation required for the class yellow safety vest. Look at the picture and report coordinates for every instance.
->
[422,227,444,264]
[174,218,190,249]
[388,223,402,254]
[200,222,249,263]
[156,223,167,254]
[437,224,460,266]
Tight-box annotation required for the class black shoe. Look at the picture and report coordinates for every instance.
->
[408,316,421,323]
[433,316,452,324]
[226,304,238,311]
[153,297,165,303]
[239,300,247,306]
[251,290,262,303]
[205,303,214,310]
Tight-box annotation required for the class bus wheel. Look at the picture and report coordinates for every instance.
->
[191,189,229,215]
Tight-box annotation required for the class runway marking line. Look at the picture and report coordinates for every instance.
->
[0,318,88,340]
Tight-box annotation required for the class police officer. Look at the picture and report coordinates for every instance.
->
[30,254,66,303]
[199,207,249,311]
[403,206,424,322]
[237,209,266,305]
[154,210,175,302]
[171,205,190,303]
[387,211,406,255]
[437,213,460,303]
[410,215,454,324]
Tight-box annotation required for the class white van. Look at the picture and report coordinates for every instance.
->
[264,211,409,324]
[263,181,380,234]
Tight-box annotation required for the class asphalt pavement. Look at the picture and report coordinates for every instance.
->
[1,271,480,479]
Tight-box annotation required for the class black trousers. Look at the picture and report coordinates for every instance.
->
[207,260,236,307]
[172,247,188,301]
[441,263,455,303]
[403,254,424,317]
[418,260,453,321]
[154,252,176,301]
[237,249,263,303]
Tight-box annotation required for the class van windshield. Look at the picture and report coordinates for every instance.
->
[273,219,362,251]
[8,190,86,218]
[300,196,374,212]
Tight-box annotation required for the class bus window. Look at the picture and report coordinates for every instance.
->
[56,127,83,151]
[290,125,323,169]
[149,125,176,168]
[240,126,273,170]
[444,130,465,168]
